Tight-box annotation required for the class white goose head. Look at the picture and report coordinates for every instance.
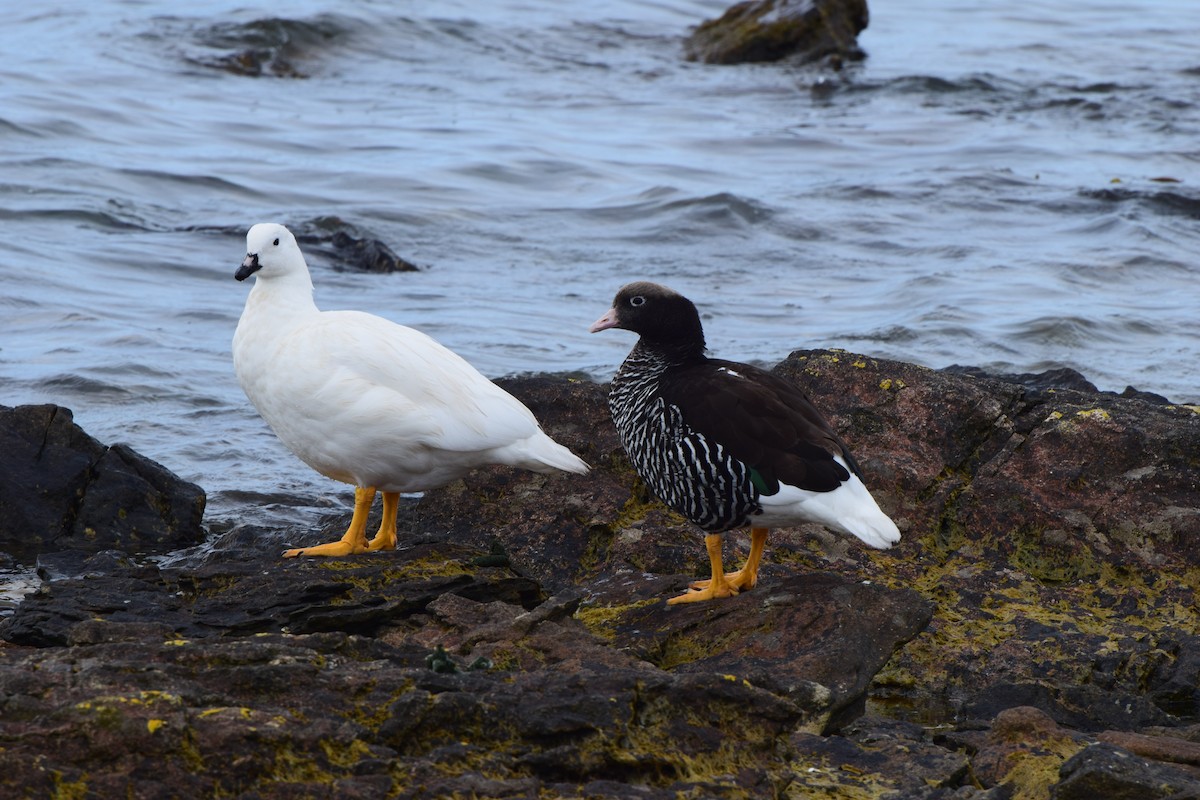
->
[236,223,309,283]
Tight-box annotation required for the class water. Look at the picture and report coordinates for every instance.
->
[1,0,1197,550]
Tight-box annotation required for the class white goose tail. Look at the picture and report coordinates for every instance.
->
[758,456,900,548]
[499,431,590,475]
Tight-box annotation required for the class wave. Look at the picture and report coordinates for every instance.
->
[183,14,363,78]
[1081,187,1200,220]
[584,189,774,237]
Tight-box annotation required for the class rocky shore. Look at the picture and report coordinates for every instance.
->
[2,349,1199,799]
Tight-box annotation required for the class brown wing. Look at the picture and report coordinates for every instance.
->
[657,359,855,494]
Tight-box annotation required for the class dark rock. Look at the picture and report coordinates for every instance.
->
[0,603,814,798]
[963,682,1173,733]
[1052,743,1200,799]
[944,364,1100,395]
[0,404,205,563]
[1096,730,1200,771]
[789,715,972,796]
[969,706,1088,790]
[296,216,420,273]
[0,539,543,647]
[1121,385,1173,404]
[684,0,869,65]
[1148,635,1200,719]
[601,571,932,733]
[192,15,349,78]
[416,353,1200,739]
[36,548,135,581]
[946,363,1173,405]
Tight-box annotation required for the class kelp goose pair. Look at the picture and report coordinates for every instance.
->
[233,224,899,603]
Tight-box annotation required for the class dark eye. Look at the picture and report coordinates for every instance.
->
[273,238,280,246]
[630,296,646,307]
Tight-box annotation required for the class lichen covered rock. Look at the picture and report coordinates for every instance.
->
[3,349,1200,798]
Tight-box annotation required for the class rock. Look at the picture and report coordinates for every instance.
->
[597,571,932,733]
[684,0,869,65]
[1052,743,1200,799]
[789,716,972,797]
[0,585,824,797]
[1097,730,1200,771]
[4,348,1200,797]
[295,216,420,273]
[0,404,205,562]
[416,376,633,595]
[969,706,1087,791]
[944,364,1102,394]
[0,459,929,797]
[769,350,1200,732]
[963,681,1174,733]
[0,539,543,647]
[192,16,350,78]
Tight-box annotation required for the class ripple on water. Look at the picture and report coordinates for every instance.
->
[1006,315,1122,347]
[1082,187,1200,220]
[581,191,776,244]
[34,374,136,398]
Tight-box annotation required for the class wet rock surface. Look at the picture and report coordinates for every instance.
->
[3,350,1200,798]
[190,15,351,78]
[295,216,421,273]
[0,404,205,563]
[684,0,869,66]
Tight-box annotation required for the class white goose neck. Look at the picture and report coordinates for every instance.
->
[248,270,318,314]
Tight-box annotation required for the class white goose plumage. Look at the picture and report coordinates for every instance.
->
[233,222,588,557]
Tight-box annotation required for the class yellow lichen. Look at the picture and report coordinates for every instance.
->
[574,598,659,641]
[197,706,255,720]
[50,772,88,800]
[1000,740,1087,800]
[320,737,374,769]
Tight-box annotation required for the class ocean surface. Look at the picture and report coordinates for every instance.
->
[1,0,1197,587]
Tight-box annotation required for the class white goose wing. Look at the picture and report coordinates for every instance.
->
[301,310,544,452]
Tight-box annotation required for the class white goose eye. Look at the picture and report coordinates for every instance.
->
[273,238,280,246]
[630,295,646,307]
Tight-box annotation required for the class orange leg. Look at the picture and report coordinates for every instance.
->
[667,534,740,604]
[283,486,376,557]
[366,491,400,552]
[687,528,769,592]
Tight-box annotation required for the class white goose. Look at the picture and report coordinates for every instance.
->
[232,222,588,557]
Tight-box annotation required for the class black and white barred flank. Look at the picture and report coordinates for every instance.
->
[609,346,760,531]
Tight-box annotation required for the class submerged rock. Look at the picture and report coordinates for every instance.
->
[190,15,349,78]
[684,0,870,65]
[295,216,421,273]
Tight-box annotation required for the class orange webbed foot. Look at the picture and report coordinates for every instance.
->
[282,486,377,559]
[667,579,739,605]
